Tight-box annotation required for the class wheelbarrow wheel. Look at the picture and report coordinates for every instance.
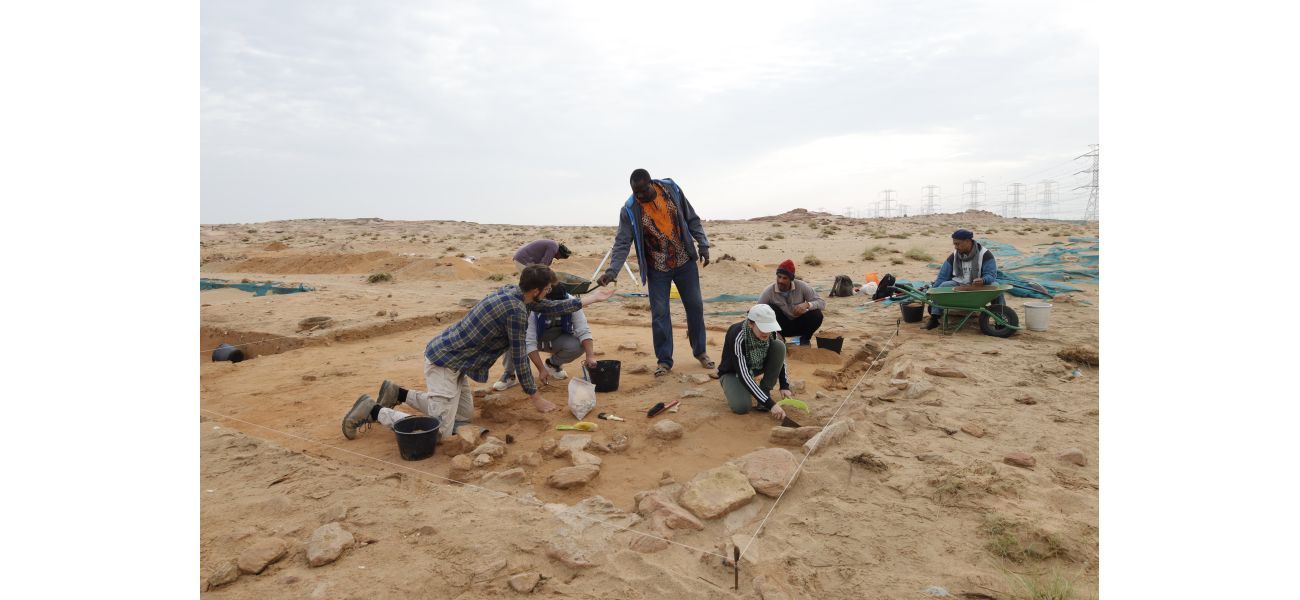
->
[979,304,1019,338]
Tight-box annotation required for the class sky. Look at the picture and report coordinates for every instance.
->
[200,0,1098,225]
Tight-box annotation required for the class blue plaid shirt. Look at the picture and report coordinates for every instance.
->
[424,285,581,394]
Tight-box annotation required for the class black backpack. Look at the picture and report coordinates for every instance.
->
[872,274,897,300]
[830,275,855,297]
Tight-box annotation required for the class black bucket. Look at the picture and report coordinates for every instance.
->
[900,302,925,323]
[392,416,440,461]
[212,343,245,363]
[815,336,844,353]
[586,360,621,392]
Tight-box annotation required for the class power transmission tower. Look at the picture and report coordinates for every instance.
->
[898,203,910,218]
[879,190,897,218]
[1075,144,1099,221]
[1037,180,1057,219]
[1005,183,1026,218]
[963,179,985,211]
[921,185,940,215]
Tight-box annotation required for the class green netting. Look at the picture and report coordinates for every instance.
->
[200,278,313,296]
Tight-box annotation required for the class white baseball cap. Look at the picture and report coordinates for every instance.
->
[747,304,782,333]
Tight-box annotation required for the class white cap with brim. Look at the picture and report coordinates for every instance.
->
[747,304,782,333]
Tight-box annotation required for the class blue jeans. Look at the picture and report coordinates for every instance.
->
[646,260,707,369]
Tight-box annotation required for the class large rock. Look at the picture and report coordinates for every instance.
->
[680,389,705,398]
[769,426,821,446]
[207,561,240,588]
[1004,452,1036,468]
[1057,448,1088,466]
[618,341,638,351]
[731,448,801,497]
[569,450,603,467]
[635,490,704,530]
[481,467,527,488]
[237,538,288,574]
[678,464,757,520]
[474,453,494,467]
[554,434,591,458]
[651,420,684,440]
[803,418,855,455]
[515,452,542,467]
[306,522,355,567]
[546,464,600,489]
[509,572,541,593]
[449,454,475,474]
[471,442,506,458]
[924,366,968,378]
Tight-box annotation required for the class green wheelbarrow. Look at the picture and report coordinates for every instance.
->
[553,271,605,296]
[891,283,1022,338]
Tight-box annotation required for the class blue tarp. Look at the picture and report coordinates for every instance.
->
[201,278,313,296]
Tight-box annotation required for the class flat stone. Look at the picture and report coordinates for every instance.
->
[731,448,800,497]
[905,380,934,399]
[471,442,506,458]
[473,453,494,467]
[651,420,684,440]
[789,379,806,392]
[237,538,288,574]
[890,378,910,389]
[509,571,541,593]
[207,560,240,588]
[570,450,603,467]
[803,418,855,455]
[688,373,711,385]
[618,341,638,351]
[680,389,705,398]
[961,423,986,438]
[1004,452,1037,468]
[546,464,600,489]
[539,439,557,455]
[636,490,704,530]
[306,522,355,567]
[545,543,597,569]
[554,434,591,458]
[481,467,527,487]
[626,364,649,374]
[1015,396,1038,405]
[814,390,832,401]
[924,366,968,378]
[1057,448,1088,466]
[678,463,757,520]
[769,426,822,446]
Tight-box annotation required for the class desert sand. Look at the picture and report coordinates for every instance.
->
[200,209,1099,598]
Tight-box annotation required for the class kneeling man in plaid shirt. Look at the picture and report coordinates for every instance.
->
[341,264,616,441]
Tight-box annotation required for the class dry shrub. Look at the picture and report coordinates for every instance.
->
[366,273,392,284]
[804,254,823,266]
[905,248,934,262]
[1057,346,1098,366]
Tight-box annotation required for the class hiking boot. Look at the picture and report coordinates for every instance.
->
[341,394,378,440]
[925,315,941,330]
[377,379,403,408]
[492,373,518,392]
[543,358,568,380]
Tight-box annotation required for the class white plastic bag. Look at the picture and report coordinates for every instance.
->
[861,282,879,297]
[567,376,597,421]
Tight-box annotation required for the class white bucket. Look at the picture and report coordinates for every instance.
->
[1024,302,1052,331]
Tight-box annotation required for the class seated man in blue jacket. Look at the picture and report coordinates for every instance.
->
[926,229,1000,330]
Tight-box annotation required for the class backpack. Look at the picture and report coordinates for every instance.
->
[872,274,897,300]
[830,275,855,297]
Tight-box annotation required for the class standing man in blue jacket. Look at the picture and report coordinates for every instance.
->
[597,169,713,377]
[927,229,1000,330]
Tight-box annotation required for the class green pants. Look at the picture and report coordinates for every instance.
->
[719,341,786,414]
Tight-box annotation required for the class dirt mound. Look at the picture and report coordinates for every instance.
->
[227,251,412,275]
[262,241,289,251]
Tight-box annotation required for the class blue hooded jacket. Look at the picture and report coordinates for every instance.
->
[602,178,710,285]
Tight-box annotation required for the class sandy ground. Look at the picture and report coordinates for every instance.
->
[200,210,1099,598]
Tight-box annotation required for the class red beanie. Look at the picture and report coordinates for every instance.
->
[777,259,796,277]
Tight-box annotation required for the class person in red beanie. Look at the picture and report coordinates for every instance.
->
[757,259,825,343]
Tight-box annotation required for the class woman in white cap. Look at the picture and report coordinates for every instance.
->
[716,304,792,420]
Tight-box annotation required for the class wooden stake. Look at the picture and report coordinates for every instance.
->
[733,546,740,590]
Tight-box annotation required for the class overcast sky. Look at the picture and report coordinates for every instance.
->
[201,0,1097,225]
